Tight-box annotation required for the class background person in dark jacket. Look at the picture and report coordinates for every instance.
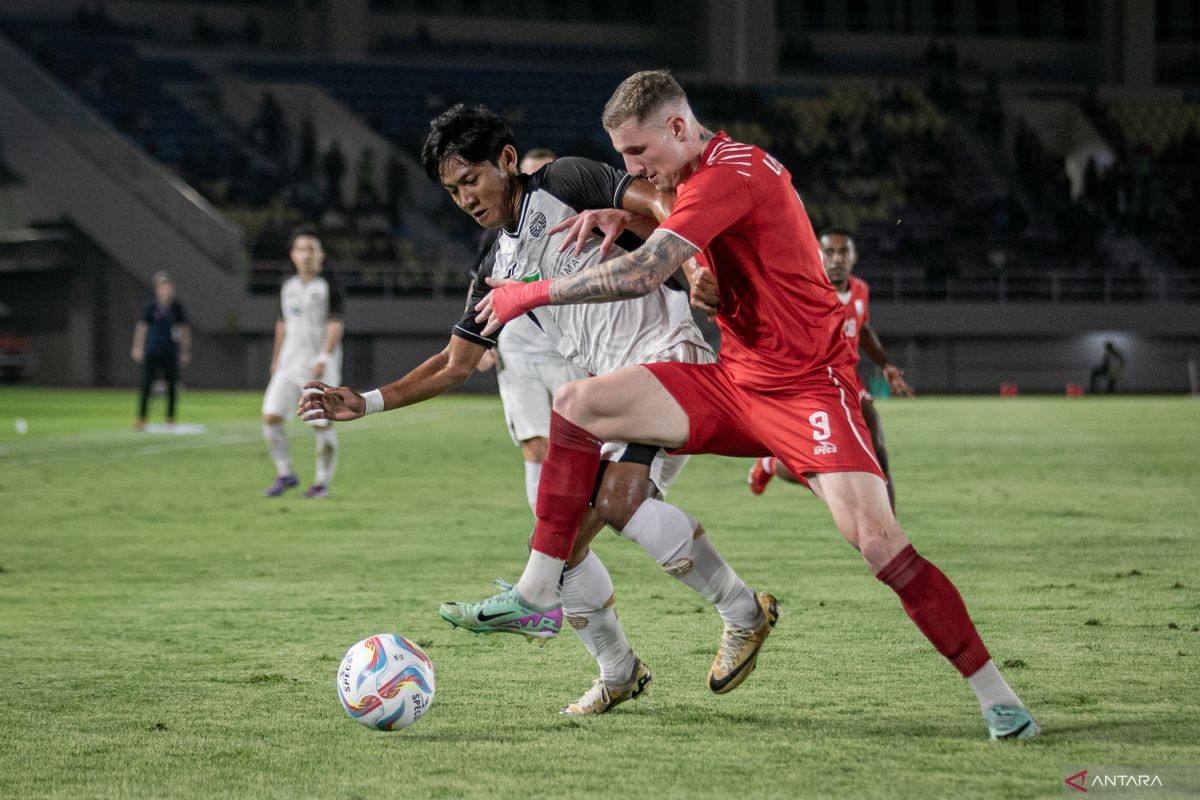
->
[131,271,190,429]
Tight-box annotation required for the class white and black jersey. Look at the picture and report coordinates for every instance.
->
[453,157,710,376]
[276,273,344,384]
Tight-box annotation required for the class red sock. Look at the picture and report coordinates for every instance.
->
[876,545,990,677]
[530,412,602,560]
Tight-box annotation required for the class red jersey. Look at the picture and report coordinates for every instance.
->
[837,276,870,350]
[659,133,853,390]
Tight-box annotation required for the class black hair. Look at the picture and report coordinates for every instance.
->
[420,103,516,183]
[817,227,855,242]
[289,223,323,249]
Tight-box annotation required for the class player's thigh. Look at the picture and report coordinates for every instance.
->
[807,471,906,567]
[497,368,552,446]
[554,365,690,449]
[262,372,303,420]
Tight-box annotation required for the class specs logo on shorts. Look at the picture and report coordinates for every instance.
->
[813,441,838,456]
[529,211,547,238]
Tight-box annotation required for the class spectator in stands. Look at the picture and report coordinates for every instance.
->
[1090,341,1126,394]
[131,272,190,431]
[256,91,287,163]
[192,11,218,44]
[355,147,380,211]
[385,151,408,223]
[297,116,317,180]
[243,14,263,46]
[323,139,346,209]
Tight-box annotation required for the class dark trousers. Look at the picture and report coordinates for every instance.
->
[1089,367,1117,394]
[139,353,179,419]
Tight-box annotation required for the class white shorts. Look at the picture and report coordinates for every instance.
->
[496,358,586,445]
[595,338,716,496]
[262,363,341,425]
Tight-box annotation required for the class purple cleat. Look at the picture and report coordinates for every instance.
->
[263,474,300,497]
[302,483,329,499]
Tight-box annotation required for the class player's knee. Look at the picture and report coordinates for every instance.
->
[856,521,908,572]
[594,490,638,530]
[551,379,594,425]
[521,437,549,463]
[595,477,656,531]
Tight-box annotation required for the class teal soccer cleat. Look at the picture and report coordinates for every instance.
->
[985,704,1041,740]
[439,581,563,643]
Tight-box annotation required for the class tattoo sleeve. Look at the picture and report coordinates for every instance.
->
[548,230,699,305]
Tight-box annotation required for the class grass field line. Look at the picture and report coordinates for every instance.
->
[0,403,481,467]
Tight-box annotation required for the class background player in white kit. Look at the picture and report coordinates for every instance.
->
[262,226,344,499]
[473,148,588,511]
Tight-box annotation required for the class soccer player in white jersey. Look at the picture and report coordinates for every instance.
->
[261,226,344,499]
[300,104,776,714]
[473,148,589,512]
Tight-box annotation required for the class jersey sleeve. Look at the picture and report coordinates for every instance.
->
[539,157,633,211]
[142,302,154,324]
[450,249,500,349]
[325,274,345,319]
[658,166,753,251]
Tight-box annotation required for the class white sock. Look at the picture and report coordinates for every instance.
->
[966,660,1022,715]
[523,461,541,511]
[562,551,638,683]
[262,422,293,477]
[761,456,777,475]
[515,550,566,609]
[620,499,760,629]
[314,426,338,486]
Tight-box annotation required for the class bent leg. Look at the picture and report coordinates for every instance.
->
[517,368,690,607]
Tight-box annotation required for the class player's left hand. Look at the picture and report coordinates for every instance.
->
[298,382,364,422]
[883,365,914,397]
[687,264,721,318]
[475,277,551,337]
[548,209,637,258]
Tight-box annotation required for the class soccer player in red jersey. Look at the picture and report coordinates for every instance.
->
[470,70,1038,739]
[748,229,913,510]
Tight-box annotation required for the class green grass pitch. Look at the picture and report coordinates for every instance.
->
[1,387,1198,799]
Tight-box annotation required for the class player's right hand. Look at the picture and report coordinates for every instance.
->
[298,382,365,422]
[548,208,636,258]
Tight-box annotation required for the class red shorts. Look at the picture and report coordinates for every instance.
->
[642,361,884,484]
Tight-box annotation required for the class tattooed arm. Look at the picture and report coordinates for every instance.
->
[474,230,699,335]
[549,230,698,304]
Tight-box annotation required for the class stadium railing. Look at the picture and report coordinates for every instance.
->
[864,269,1200,303]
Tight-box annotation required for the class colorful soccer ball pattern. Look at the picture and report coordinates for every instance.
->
[336,634,436,730]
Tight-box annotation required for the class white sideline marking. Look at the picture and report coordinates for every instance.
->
[0,405,476,467]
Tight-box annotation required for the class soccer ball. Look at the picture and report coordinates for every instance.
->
[336,634,436,731]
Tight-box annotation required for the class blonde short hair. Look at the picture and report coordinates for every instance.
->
[602,70,688,130]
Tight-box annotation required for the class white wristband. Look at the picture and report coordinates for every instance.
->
[362,389,385,416]
[316,352,329,365]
